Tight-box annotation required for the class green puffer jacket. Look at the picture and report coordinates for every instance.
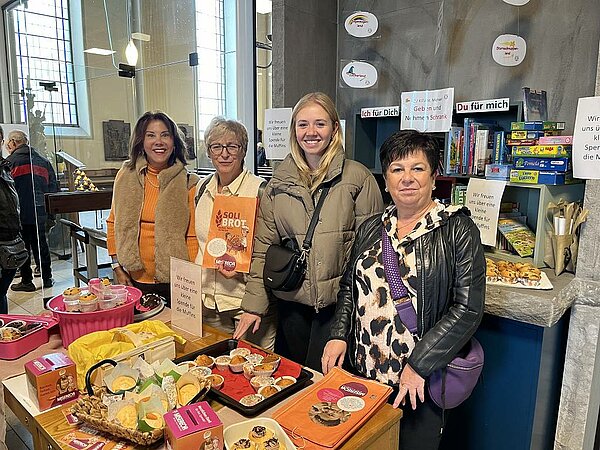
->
[241,152,384,315]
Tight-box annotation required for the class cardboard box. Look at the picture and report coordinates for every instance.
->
[509,169,572,185]
[512,145,571,157]
[164,401,223,450]
[485,163,512,180]
[511,121,566,131]
[24,353,78,411]
[513,157,571,172]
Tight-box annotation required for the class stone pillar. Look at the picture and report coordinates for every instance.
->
[554,43,600,450]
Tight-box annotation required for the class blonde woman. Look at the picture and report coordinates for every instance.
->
[234,92,383,370]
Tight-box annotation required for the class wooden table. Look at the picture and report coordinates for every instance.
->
[4,325,401,450]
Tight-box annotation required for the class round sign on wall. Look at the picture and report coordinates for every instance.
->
[341,61,378,88]
[492,34,527,66]
[502,0,530,5]
[344,11,378,38]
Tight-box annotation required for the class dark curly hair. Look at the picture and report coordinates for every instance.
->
[126,110,187,169]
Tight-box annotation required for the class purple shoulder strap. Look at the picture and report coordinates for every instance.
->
[381,226,418,334]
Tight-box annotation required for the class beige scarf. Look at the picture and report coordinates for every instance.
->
[112,156,199,282]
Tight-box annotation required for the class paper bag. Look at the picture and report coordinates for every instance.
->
[202,195,259,273]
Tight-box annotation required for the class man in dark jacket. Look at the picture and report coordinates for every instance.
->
[6,130,58,291]
[0,126,22,311]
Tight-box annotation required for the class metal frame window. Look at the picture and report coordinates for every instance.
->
[196,0,226,134]
[6,0,78,127]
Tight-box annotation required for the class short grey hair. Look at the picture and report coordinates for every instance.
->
[203,117,248,155]
[8,130,28,145]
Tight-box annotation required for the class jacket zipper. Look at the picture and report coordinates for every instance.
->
[419,242,425,338]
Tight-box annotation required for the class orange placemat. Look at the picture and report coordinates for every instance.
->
[272,367,393,449]
[212,341,302,401]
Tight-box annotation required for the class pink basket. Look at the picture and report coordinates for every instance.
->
[47,287,142,348]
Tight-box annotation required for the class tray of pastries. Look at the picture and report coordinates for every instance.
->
[485,258,553,290]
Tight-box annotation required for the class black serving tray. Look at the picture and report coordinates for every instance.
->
[175,338,313,417]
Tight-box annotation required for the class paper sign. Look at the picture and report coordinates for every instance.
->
[492,34,526,66]
[572,96,600,179]
[361,105,400,118]
[465,178,507,246]
[341,61,378,88]
[401,88,454,132]
[455,98,510,114]
[202,195,259,273]
[264,108,292,160]
[170,257,202,336]
[344,11,378,38]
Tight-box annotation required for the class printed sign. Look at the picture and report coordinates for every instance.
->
[202,195,259,273]
[264,108,292,160]
[572,96,600,179]
[492,34,526,66]
[360,106,400,118]
[465,178,507,247]
[341,61,378,89]
[344,11,378,38]
[456,98,510,114]
[400,87,454,133]
[170,257,203,336]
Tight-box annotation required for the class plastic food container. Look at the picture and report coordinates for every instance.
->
[63,298,80,312]
[47,286,141,348]
[98,294,117,310]
[0,314,58,360]
[78,297,98,313]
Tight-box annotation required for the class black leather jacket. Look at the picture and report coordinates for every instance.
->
[329,208,485,379]
[0,157,20,241]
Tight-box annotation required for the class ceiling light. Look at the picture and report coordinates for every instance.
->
[84,47,115,56]
[125,39,139,66]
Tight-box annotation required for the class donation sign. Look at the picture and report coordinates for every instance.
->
[572,96,600,179]
[170,257,202,336]
[465,178,507,247]
[401,87,454,132]
[264,108,292,160]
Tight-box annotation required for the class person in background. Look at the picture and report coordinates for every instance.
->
[0,126,22,312]
[195,117,276,349]
[106,111,199,307]
[322,130,485,449]
[256,129,267,167]
[234,92,384,370]
[6,130,58,292]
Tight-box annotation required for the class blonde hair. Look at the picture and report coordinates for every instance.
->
[289,92,343,193]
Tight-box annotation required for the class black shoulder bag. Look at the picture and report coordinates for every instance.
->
[263,186,330,292]
[0,237,28,270]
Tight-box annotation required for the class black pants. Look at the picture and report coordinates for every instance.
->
[389,385,444,450]
[21,224,52,283]
[274,300,336,371]
[0,267,17,314]
[131,280,171,308]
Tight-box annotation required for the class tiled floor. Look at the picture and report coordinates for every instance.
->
[5,246,108,450]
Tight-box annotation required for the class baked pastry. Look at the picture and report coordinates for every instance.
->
[79,293,97,302]
[239,394,264,407]
[499,269,518,284]
[231,438,256,450]
[248,425,274,444]
[63,287,81,298]
[194,354,215,367]
[263,436,286,450]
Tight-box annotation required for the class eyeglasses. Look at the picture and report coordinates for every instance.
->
[208,143,242,155]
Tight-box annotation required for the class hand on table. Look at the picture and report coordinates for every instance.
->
[321,339,347,374]
[233,312,261,339]
[393,363,425,410]
[114,266,133,286]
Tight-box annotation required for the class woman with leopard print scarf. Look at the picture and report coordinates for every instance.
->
[323,130,485,449]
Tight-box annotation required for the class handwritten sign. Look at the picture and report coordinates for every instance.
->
[264,108,292,160]
[465,178,507,246]
[572,96,600,179]
[401,88,454,132]
[170,257,202,336]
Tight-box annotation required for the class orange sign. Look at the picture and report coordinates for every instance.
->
[202,195,259,273]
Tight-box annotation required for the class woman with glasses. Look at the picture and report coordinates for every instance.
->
[233,92,384,370]
[106,111,199,307]
[195,117,277,349]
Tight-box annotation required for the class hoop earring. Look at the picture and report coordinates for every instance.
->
[432,185,436,191]
[384,187,389,192]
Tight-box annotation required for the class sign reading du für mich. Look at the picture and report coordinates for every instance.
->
[455,98,510,114]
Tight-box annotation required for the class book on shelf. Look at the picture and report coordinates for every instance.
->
[451,184,468,206]
[497,217,536,257]
[511,121,566,131]
[445,126,463,174]
[522,87,548,122]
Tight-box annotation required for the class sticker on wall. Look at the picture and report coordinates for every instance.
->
[344,11,378,38]
[340,61,378,88]
[502,0,530,5]
[492,34,526,66]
